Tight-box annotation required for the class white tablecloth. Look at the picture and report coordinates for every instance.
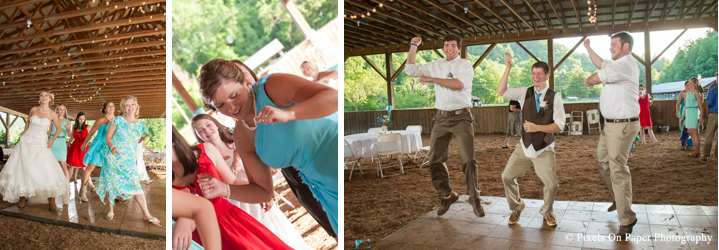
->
[345,130,422,158]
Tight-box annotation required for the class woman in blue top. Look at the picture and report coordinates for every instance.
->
[79,101,115,202]
[196,58,339,234]
[50,104,71,182]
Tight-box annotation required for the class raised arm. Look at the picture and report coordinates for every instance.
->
[498,53,513,96]
[407,37,421,65]
[257,73,338,124]
[583,39,604,69]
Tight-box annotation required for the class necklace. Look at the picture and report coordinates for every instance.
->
[240,91,258,130]
[39,107,51,113]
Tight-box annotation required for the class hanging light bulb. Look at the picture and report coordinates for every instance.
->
[26,19,32,28]
[356,20,361,26]
[372,8,376,13]
[72,73,75,79]
[464,6,468,13]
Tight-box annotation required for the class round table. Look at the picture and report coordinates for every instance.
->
[344,130,423,158]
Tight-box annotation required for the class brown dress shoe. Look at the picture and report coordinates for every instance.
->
[48,197,57,211]
[617,218,638,240]
[437,192,459,216]
[543,213,557,227]
[469,197,485,217]
[508,201,526,224]
[17,196,26,208]
[607,202,617,212]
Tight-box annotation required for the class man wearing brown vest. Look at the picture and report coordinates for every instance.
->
[584,32,641,239]
[497,53,565,227]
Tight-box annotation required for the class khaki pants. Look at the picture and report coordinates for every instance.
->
[428,112,480,200]
[502,144,558,215]
[701,113,718,160]
[597,121,640,226]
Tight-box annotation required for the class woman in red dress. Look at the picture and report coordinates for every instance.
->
[171,126,292,250]
[638,84,662,145]
[67,112,89,182]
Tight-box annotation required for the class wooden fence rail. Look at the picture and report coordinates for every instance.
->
[344,100,681,135]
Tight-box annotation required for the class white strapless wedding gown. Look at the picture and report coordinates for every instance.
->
[0,115,69,205]
[226,158,312,250]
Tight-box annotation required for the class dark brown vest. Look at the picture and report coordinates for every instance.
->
[521,87,556,151]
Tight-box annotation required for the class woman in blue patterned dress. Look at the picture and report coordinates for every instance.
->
[96,96,160,226]
[49,104,71,182]
[196,59,339,234]
[79,102,114,202]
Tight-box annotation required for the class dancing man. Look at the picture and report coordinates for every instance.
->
[403,35,483,217]
[584,32,640,239]
[498,54,564,227]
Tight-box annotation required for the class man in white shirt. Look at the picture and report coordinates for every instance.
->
[584,32,641,239]
[498,53,564,227]
[404,35,483,217]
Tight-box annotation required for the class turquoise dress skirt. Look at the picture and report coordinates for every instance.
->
[252,74,338,234]
[49,119,68,162]
[83,121,111,167]
[684,90,700,129]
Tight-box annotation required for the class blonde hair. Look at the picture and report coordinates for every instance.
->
[689,77,704,93]
[55,104,68,119]
[39,90,55,105]
[120,96,140,116]
[301,61,317,71]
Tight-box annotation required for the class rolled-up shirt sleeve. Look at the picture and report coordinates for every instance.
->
[404,62,431,77]
[456,60,474,90]
[597,60,633,84]
[552,94,566,131]
[502,86,528,101]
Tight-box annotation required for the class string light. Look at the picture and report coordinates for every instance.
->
[464,6,468,13]
[587,0,597,23]
[26,19,32,28]
[347,1,388,21]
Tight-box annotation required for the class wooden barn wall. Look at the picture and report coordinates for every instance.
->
[344,100,681,135]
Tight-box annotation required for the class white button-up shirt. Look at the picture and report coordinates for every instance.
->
[597,54,640,119]
[503,85,566,158]
[404,56,473,111]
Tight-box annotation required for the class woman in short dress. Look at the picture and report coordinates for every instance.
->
[682,77,706,157]
[50,104,71,182]
[67,112,89,182]
[79,102,115,202]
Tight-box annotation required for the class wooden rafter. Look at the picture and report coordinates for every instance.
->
[474,0,519,33]
[499,0,533,31]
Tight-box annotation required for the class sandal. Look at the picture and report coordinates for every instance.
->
[145,179,155,185]
[654,142,663,145]
[106,211,114,220]
[147,217,162,227]
[501,145,509,148]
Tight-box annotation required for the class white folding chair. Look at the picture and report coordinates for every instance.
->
[272,172,295,209]
[405,125,423,160]
[586,109,602,134]
[418,145,430,169]
[559,113,571,135]
[570,111,584,135]
[344,139,362,180]
[375,133,404,178]
[367,127,382,134]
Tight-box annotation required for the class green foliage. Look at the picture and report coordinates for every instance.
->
[345,31,717,110]
[142,118,166,150]
[658,30,718,82]
[172,0,337,74]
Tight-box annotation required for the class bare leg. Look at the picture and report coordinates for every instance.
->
[82,164,96,185]
[59,161,70,182]
[133,193,154,219]
[639,127,646,145]
[105,193,114,220]
[503,137,511,147]
[688,129,701,157]
[647,127,661,144]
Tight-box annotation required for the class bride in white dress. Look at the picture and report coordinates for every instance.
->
[0,91,70,211]
[179,114,311,250]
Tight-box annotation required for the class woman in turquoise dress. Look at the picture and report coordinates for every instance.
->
[682,77,706,157]
[196,59,339,234]
[79,101,114,202]
[50,104,71,182]
[97,96,160,226]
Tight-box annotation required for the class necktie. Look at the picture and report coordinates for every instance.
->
[536,92,542,113]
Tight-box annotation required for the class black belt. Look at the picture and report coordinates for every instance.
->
[605,118,639,123]
[437,108,471,116]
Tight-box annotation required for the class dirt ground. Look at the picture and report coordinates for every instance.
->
[275,178,338,249]
[0,165,166,249]
[344,130,717,249]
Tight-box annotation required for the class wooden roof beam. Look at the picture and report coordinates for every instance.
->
[0,13,166,44]
[474,0,518,33]
[546,0,564,29]
[344,31,388,46]
[523,0,548,29]
[645,0,661,23]
[651,29,687,65]
[472,43,496,69]
[0,28,165,57]
[394,0,474,35]
[554,36,586,70]
[344,6,438,39]
[1,50,165,73]
[343,21,411,42]
[8,69,165,85]
[498,0,534,31]
[0,40,165,66]
[681,0,703,20]
[0,76,166,92]
[697,1,718,18]
[569,0,582,29]
[7,66,165,83]
[363,0,458,37]
[0,58,165,79]
[360,55,387,80]
[628,0,640,24]
[515,41,539,62]
[420,0,488,35]
[663,0,682,20]
[0,0,43,12]
[452,1,503,34]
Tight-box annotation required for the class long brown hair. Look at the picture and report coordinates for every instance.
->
[172,126,200,177]
[197,59,246,111]
[73,112,87,131]
[191,114,234,147]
